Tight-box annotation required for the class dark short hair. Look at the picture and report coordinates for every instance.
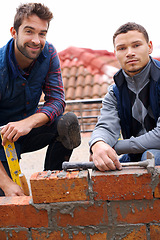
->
[113,22,149,45]
[13,3,53,32]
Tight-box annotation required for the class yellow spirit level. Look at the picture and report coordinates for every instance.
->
[0,127,29,195]
[2,138,21,186]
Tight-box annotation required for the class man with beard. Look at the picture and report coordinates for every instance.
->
[0,3,81,196]
[89,22,160,171]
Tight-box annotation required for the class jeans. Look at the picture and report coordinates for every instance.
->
[0,115,72,196]
[119,149,160,166]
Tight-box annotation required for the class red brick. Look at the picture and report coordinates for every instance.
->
[30,170,89,203]
[91,168,153,201]
[32,229,70,240]
[32,230,88,240]
[6,230,29,240]
[72,232,87,240]
[153,167,160,198]
[154,184,160,198]
[150,225,160,239]
[90,232,107,240]
[112,199,160,224]
[55,202,108,227]
[121,225,147,239]
[0,196,48,228]
[0,230,7,240]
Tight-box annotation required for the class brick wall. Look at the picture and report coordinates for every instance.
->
[1,167,160,239]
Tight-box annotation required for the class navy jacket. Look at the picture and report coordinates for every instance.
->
[0,39,65,161]
[113,58,160,139]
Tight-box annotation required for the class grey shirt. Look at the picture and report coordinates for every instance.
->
[89,62,160,155]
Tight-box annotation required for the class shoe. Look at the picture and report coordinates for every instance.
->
[57,112,81,149]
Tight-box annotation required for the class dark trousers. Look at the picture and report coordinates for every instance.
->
[0,116,72,196]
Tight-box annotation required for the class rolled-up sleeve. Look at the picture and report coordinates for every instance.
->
[37,44,65,124]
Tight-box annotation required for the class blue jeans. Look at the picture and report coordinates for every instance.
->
[0,115,72,196]
[120,149,160,166]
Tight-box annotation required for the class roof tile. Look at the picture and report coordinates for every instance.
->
[41,46,121,132]
[67,76,76,89]
[83,85,92,99]
[76,75,85,87]
[92,83,101,98]
[85,74,93,86]
[58,46,120,101]
[65,87,75,100]
[77,65,85,76]
[62,67,70,78]
[75,85,83,99]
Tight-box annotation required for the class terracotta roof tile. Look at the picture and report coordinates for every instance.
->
[62,67,70,78]
[101,82,109,96]
[65,87,75,100]
[61,59,70,68]
[92,83,101,98]
[41,46,121,132]
[59,47,121,132]
[67,76,75,88]
[70,66,77,77]
[77,65,85,76]
[75,85,83,99]
[84,74,93,86]
[58,46,120,101]
[83,85,92,99]
[76,74,85,87]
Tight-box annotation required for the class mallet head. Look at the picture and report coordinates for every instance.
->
[146,151,155,174]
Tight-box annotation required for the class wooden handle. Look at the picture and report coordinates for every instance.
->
[19,173,30,196]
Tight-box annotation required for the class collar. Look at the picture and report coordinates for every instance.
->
[8,38,46,79]
[122,60,151,91]
[114,56,160,87]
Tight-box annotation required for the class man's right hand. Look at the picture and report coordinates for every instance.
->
[90,141,122,171]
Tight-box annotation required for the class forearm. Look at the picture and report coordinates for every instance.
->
[1,112,50,146]
[89,86,121,148]
[26,112,50,128]
[114,121,160,155]
[0,161,12,191]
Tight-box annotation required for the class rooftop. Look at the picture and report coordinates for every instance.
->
[58,46,120,101]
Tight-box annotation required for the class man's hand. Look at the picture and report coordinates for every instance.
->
[1,113,49,146]
[0,161,25,196]
[3,180,25,197]
[90,141,122,171]
[1,120,32,146]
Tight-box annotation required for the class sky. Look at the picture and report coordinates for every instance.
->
[0,0,160,57]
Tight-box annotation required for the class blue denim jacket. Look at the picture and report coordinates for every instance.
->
[0,39,65,161]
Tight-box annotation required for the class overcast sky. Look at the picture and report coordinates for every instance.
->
[0,0,160,56]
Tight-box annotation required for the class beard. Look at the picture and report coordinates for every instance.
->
[127,66,145,75]
[16,38,43,60]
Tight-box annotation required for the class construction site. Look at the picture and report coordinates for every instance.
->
[0,46,160,240]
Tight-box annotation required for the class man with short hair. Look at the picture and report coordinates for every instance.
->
[0,3,81,196]
[89,22,160,171]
